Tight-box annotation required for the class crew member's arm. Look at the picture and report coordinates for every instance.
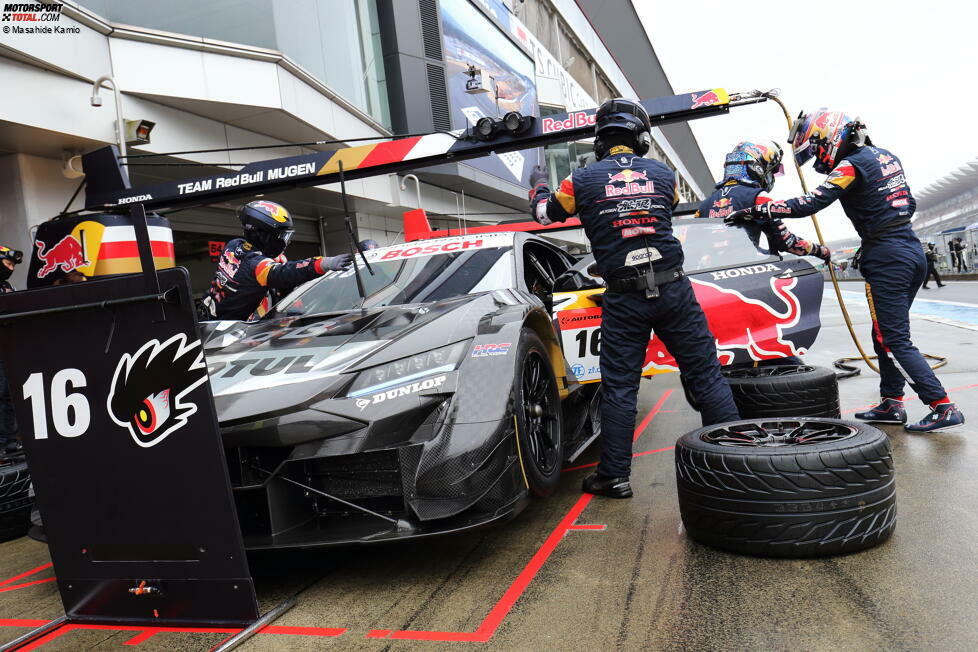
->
[254,253,353,290]
[528,165,575,225]
[727,159,858,221]
[754,194,831,261]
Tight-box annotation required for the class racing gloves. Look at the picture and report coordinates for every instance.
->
[528,165,554,226]
[316,253,354,273]
[724,203,771,225]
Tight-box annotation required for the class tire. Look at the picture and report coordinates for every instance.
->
[0,455,32,542]
[675,418,896,558]
[723,365,840,418]
[514,329,563,497]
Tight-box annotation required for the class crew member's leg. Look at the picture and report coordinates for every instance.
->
[650,279,740,425]
[596,292,653,480]
[864,261,946,405]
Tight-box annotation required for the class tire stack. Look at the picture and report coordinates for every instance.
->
[722,365,840,419]
[675,418,896,558]
[0,450,32,542]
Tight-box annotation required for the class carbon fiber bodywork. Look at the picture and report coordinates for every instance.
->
[201,226,823,550]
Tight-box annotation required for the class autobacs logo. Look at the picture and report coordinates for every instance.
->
[107,334,208,448]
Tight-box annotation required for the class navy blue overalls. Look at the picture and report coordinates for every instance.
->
[767,145,946,403]
[531,146,739,478]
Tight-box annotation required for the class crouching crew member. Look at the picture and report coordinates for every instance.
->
[201,200,353,321]
[726,109,964,432]
[696,140,830,262]
[529,98,740,498]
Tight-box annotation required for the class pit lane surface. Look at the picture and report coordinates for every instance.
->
[0,290,976,650]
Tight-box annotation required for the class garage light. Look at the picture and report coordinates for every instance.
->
[124,119,156,146]
[502,111,532,136]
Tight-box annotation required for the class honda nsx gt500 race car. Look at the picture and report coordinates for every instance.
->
[200,219,823,549]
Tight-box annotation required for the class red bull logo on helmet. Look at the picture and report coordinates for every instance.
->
[34,235,89,278]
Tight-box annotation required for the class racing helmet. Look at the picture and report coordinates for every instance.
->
[237,200,295,258]
[722,140,784,192]
[0,245,22,282]
[593,98,652,159]
[789,108,870,174]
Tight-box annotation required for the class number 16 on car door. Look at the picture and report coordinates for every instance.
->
[557,307,602,383]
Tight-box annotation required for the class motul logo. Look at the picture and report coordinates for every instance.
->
[541,111,596,134]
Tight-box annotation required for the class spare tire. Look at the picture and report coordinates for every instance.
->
[722,365,839,418]
[675,418,895,558]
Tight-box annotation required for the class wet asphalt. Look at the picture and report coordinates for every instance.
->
[0,282,975,650]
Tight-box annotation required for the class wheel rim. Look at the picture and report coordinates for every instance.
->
[701,420,858,448]
[519,351,559,474]
[723,365,814,379]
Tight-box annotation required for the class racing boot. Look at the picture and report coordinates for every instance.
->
[854,397,907,424]
[906,402,965,433]
[582,473,633,499]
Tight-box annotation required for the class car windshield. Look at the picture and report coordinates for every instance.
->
[275,243,515,315]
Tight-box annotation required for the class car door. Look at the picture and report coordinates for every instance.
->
[552,219,824,383]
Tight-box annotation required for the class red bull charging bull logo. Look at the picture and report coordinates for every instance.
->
[642,275,804,370]
[35,235,89,278]
[691,91,721,109]
[605,169,654,197]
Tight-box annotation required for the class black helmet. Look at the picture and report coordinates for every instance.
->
[593,98,652,159]
[237,200,294,257]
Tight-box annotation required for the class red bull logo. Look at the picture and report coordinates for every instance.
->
[642,275,804,370]
[715,197,732,208]
[607,169,648,184]
[605,169,654,197]
[35,235,89,278]
[541,110,596,134]
[691,91,721,109]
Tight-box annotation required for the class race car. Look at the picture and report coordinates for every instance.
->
[201,219,823,549]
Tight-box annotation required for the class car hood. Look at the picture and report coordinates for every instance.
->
[200,294,484,423]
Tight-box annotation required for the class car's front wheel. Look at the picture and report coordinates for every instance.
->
[514,329,563,497]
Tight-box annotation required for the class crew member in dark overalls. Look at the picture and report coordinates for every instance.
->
[922,243,944,289]
[529,98,739,498]
[200,200,352,321]
[696,140,830,262]
[727,109,964,432]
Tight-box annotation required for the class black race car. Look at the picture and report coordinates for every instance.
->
[201,220,823,549]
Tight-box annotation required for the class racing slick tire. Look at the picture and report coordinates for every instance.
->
[514,329,563,498]
[0,455,32,542]
[675,418,895,558]
[722,365,840,418]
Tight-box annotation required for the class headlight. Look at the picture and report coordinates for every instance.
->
[346,340,470,398]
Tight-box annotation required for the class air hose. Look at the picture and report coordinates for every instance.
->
[759,91,947,378]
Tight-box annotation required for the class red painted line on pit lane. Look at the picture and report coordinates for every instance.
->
[843,382,978,414]
[0,578,56,593]
[2,397,678,648]
[633,390,672,442]
[0,563,52,587]
[563,445,675,473]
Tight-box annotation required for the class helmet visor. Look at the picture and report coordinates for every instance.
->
[279,229,295,246]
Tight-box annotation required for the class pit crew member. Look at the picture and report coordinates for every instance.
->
[529,98,740,499]
[0,246,22,443]
[696,140,830,262]
[201,200,353,321]
[726,109,963,432]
